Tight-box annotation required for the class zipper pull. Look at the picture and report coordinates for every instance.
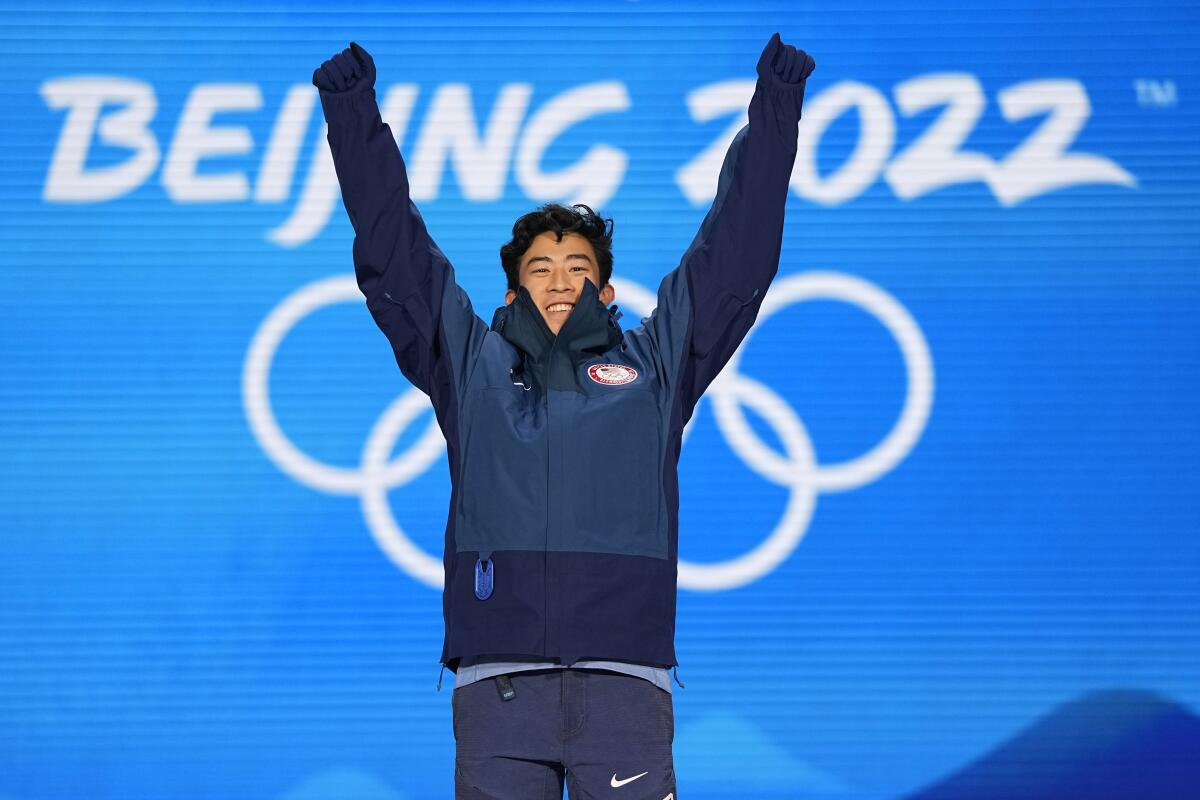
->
[436,663,445,691]
[474,557,494,600]
[671,665,685,689]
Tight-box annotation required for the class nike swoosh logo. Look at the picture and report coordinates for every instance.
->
[610,771,649,788]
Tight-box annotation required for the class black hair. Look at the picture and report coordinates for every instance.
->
[499,203,613,293]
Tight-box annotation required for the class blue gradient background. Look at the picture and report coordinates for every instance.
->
[1,1,1198,798]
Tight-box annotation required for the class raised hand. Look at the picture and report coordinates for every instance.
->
[756,32,815,87]
[312,41,377,94]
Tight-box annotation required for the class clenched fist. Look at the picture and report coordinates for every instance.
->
[312,41,376,94]
[756,32,815,88]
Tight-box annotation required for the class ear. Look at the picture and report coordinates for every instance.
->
[504,288,516,306]
[599,282,615,306]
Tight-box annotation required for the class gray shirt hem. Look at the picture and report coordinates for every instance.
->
[453,660,672,694]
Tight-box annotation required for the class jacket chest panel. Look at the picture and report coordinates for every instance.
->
[455,353,667,560]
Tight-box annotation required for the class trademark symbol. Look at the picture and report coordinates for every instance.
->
[1133,79,1177,108]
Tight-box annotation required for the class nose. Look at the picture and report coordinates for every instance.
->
[549,270,572,292]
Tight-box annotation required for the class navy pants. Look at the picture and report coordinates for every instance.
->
[452,668,676,799]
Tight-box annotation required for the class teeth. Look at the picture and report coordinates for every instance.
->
[547,303,574,312]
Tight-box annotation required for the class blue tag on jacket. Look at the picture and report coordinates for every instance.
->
[474,558,494,601]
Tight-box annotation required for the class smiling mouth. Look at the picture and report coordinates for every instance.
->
[546,303,575,314]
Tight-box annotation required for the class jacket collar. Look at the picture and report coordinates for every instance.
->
[490,278,624,390]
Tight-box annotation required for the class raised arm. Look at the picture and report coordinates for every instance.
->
[313,42,488,401]
[643,33,815,417]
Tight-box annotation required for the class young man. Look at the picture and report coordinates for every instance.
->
[313,32,815,799]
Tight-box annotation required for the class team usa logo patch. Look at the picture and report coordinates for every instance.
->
[587,363,638,386]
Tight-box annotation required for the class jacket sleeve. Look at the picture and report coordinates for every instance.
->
[318,84,489,404]
[643,75,803,419]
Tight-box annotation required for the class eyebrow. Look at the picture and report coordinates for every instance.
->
[524,253,593,267]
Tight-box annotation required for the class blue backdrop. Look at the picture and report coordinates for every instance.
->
[2,1,1198,798]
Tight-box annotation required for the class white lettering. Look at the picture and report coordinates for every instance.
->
[256,85,314,203]
[675,80,753,205]
[41,77,159,202]
[514,81,630,209]
[163,83,260,202]
[794,80,893,204]
[886,74,994,200]
[992,79,1136,205]
[270,85,419,248]
[1133,78,1177,108]
[409,83,532,201]
[39,73,1137,238]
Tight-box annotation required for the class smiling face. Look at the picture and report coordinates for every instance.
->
[504,231,616,334]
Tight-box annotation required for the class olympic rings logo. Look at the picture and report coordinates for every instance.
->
[242,271,934,592]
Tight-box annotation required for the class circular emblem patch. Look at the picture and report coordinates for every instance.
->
[587,363,638,386]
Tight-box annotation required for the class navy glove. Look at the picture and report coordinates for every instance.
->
[312,41,376,94]
[756,32,815,87]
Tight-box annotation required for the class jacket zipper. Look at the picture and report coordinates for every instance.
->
[543,362,552,659]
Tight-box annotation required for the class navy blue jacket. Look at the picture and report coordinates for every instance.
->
[318,70,805,672]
